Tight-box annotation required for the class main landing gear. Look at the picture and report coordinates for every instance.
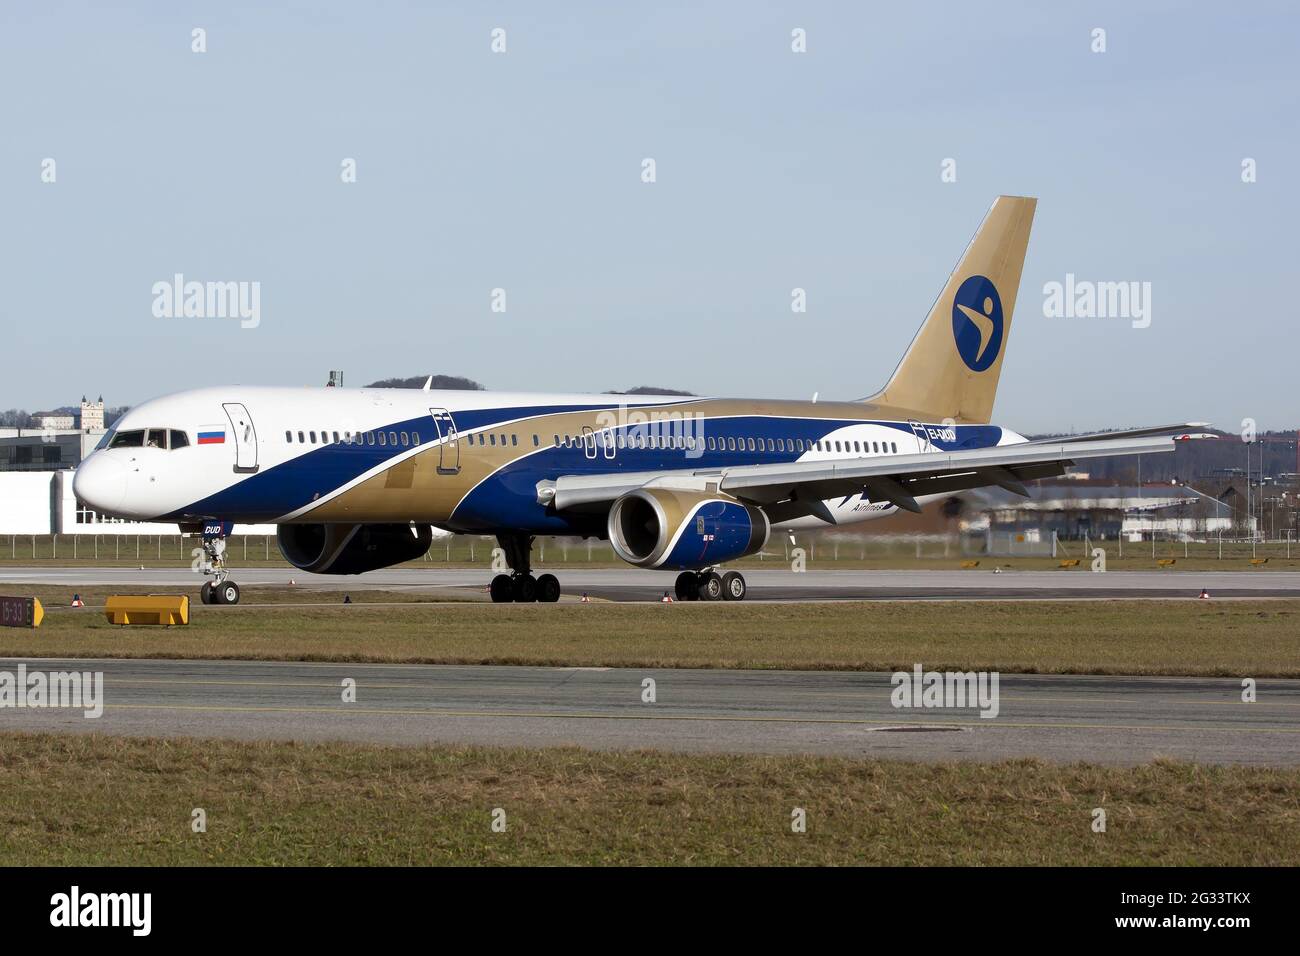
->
[489,533,561,604]
[197,532,242,605]
[674,568,747,602]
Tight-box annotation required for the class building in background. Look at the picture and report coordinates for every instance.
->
[0,397,109,473]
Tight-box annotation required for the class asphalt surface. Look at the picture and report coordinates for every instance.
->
[2,657,1296,766]
[3,566,1299,602]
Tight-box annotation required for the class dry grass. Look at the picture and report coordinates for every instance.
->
[0,732,1294,866]
[2,588,1297,677]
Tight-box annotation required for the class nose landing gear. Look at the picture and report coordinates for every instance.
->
[195,525,242,605]
[489,533,561,603]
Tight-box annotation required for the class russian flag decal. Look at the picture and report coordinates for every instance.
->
[197,428,226,445]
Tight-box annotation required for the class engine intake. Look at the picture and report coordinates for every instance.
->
[277,523,433,575]
[608,488,769,570]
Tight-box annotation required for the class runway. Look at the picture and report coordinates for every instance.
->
[2,657,1297,765]
[3,566,1299,602]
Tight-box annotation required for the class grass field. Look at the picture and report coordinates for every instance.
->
[0,732,1294,865]
[4,587,1298,676]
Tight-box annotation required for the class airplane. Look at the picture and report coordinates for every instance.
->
[72,196,1208,605]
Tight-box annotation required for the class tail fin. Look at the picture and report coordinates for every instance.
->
[864,195,1036,424]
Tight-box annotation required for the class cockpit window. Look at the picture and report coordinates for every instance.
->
[109,430,145,448]
[95,429,116,451]
[110,428,190,450]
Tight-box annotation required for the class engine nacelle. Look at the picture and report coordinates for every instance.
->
[277,523,433,575]
[608,488,769,570]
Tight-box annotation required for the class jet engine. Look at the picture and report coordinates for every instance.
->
[607,488,769,570]
[277,522,433,575]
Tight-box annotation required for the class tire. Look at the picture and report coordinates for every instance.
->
[217,581,240,606]
[674,571,699,602]
[536,573,561,603]
[721,571,746,601]
[489,574,514,603]
[697,571,724,601]
[200,582,213,605]
[512,574,538,603]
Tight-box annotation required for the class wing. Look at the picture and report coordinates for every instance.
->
[1019,423,1214,444]
[537,429,1212,525]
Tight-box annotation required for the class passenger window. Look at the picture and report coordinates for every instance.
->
[490,434,496,446]
[413,433,420,446]
[170,430,189,449]
[533,435,539,447]
[298,431,305,443]
[333,431,340,443]
[378,432,386,446]
[311,431,319,444]
[389,432,397,445]
[401,432,409,447]
[511,434,518,446]
[767,439,774,451]
[285,431,292,443]
[747,438,756,451]
[892,442,898,453]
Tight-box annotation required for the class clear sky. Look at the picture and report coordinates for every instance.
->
[2,1,1296,431]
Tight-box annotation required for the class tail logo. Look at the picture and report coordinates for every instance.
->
[951,275,1003,372]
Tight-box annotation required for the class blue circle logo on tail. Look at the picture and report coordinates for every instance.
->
[951,275,1003,372]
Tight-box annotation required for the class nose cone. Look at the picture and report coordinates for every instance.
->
[73,454,128,515]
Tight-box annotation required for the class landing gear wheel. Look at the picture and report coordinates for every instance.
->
[675,571,700,602]
[214,581,240,606]
[200,582,213,605]
[536,573,561,603]
[512,574,538,603]
[721,571,747,601]
[490,574,514,604]
[697,571,724,601]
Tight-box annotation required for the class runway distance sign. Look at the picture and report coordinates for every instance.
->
[0,596,43,629]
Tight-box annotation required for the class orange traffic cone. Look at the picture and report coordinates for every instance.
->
[70,594,85,607]
[580,593,590,603]
[1198,588,1210,600]
[662,591,674,603]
